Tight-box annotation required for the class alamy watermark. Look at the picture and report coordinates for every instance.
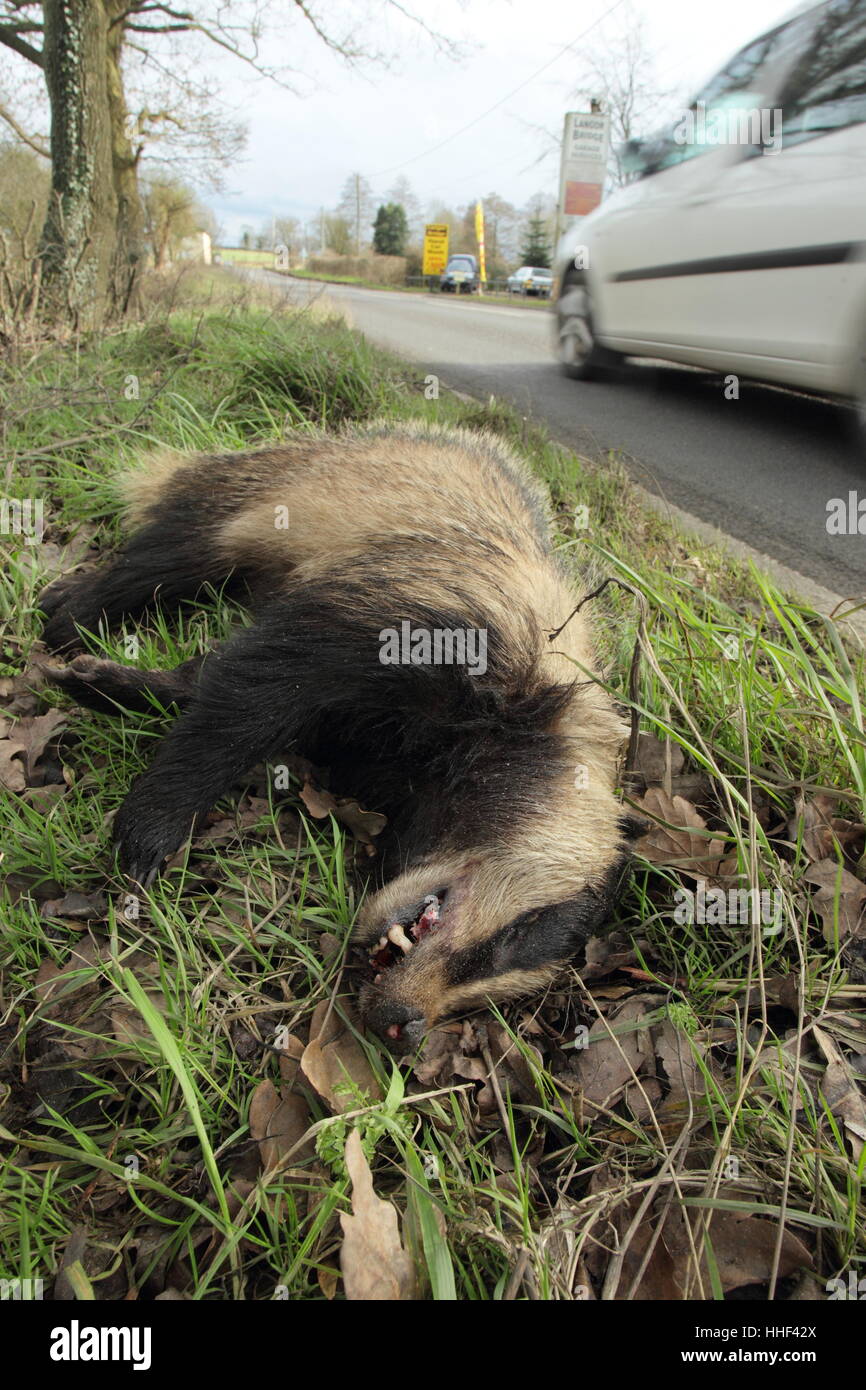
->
[826,491,866,535]
[673,102,782,154]
[379,621,487,676]
[1,1276,44,1299]
[674,880,783,935]
[1,496,44,545]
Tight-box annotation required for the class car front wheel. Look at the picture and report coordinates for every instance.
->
[556,278,621,380]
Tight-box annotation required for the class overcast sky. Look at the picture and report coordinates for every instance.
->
[201,0,803,240]
[4,0,805,239]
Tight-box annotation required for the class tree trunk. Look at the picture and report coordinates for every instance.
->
[39,0,144,329]
[105,0,145,315]
[39,0,118,329]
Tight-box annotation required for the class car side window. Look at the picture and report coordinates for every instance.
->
[778,0,866,145]
[642,31,783,176]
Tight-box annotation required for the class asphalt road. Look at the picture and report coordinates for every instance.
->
[249,270,865,603]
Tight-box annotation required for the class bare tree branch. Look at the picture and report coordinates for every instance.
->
[0,20,43,64]
[0,98,49,155]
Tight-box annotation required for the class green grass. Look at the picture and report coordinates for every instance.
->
[0,266,863,1301]
[215,247,275,267]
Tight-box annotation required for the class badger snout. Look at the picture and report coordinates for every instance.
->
[361,995,427,1052]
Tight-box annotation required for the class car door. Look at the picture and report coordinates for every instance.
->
[596,20,792,350]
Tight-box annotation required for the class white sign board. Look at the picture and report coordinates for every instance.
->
[557,111,611,242]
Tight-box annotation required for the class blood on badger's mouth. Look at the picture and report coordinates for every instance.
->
[368,892,446,979]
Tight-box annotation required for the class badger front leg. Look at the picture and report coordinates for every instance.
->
[111,600,337,886]
[40,515,238,652]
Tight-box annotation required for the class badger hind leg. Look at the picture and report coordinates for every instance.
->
[40,652,206,716]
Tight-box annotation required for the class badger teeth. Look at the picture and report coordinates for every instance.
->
[387,923,413,954]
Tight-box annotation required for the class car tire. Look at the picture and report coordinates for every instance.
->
[556,277,622,380]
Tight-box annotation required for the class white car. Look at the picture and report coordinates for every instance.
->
[553,0,866,419]
[507,266,554,297]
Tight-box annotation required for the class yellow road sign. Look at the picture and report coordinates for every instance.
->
[422,224,449,276]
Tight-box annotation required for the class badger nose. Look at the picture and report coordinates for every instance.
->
[366,1002,427,1051]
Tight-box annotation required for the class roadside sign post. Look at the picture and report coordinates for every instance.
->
[422,223,449,291]
[556,110,610,246]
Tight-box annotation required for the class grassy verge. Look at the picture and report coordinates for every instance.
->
[0,267,863,1302]
[215,247,275,268]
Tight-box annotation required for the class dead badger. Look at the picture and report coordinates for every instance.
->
[40,422,631,1049]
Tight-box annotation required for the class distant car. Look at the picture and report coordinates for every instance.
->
[552,0,866,426]
[507,266,553,297]
[440,255,480,293]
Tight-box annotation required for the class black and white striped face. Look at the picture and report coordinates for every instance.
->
[355,834,629,1052]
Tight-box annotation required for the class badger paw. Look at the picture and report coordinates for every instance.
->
[41,654,154,715]
[113,794,195,889]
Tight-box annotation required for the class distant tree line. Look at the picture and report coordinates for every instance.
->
[243,173,557,277]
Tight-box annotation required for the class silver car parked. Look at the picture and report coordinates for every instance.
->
[507,266,553,297]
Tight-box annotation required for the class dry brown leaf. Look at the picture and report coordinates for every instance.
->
[813,1024,866,1162]
[633,732,685,786]
[248,1078,313,1172]
[571,996,655,1107]
[297,779,334,818]
[298,779,387,846]
[110,992,166,1050]
[623,1075,662,1121]
[15,709,68,781]
[803,859,866,943]
[413,1021,485,1087]
[633,786,724,878]
[661,1207,812,1294]
[0,665,45,717]
[23,783,68,811]
[790,792,865,868]
[317,1267,339,1300]
[318,931,342,961]
[300,1002,382,1113]
[0,734,27,791]
[192,800,276,848]
[652,1019,708,1104]
[40,890,107,922]
[274,1031,305,1088]
[34,937,103,1013]
[483,1020,543,1104]
[581,935,639,983]
[339,1129,416,1300]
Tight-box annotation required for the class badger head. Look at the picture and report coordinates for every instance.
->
[354,712,632,1052]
